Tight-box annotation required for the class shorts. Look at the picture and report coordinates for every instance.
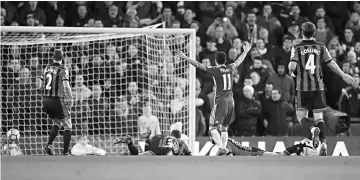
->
[209,96,234,127]
[295,90,327,111]
[43,96,71,129]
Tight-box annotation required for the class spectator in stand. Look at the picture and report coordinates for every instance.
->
[43,1,66,27]
[151,6,176,28]
[55,15,65,27]
[250,71,263,99]
[262,89,294,136]
[347,51,360,75]
[312,7,335,33]
[190,22,206,41]
[25,13,36,26]
[328,36,345,62]
[28,55,42,80]
[71,4,90,27]
[88,85,110,134]
[259,82,273,109]
[195,36,203,61]
[180,8,202,31]
[111,96,134,134]
[207,17,238,43]
[223,3,243,32]
[248,57,272,91]
[94,19,104,27]
[73,75,92,105]
[171,19,181,28]
[267,61,295,104]
[1,2,18,25]
[287,4,307,28]
[195,81,207,136]
[2,59,20,89]
[196,58,213,95]
[19,1,46,26]
[339,74,360,117]
[257,3,284,46]
[346,12,360,40]
[239,11,260,44]
[126,1,161,26]
[126,81,143,117]
[199,37,217,65]
[355,42,360,60]
[100,4,123,28]
[254,38,275,67]
[138,102,161,139]
[284,21,301,40]
[274,36,293,68]
[198,2,224,29]
[0,13,5,26]
[232,37,243,57]
[105,44,120,66]
[233,85,262,136]
[227,48,237,64]
[315,17,334,45]
[341,28,357,52]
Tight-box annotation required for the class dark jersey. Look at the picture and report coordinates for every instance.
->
[41,63,69,98]
[206,64,234,98]
[290,40,332,91]
[145,135,173,155]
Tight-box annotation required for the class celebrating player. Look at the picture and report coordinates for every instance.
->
[288,22,355,156]
[176,42,252,156]
[114,122,191,156]
[40,49,73,156]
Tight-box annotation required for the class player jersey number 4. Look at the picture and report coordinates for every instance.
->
[290,42,332,91]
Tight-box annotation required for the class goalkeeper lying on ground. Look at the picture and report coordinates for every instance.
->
[213,129,320,156]
[114,122,192,156]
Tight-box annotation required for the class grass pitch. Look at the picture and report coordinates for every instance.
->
[2,156,360,180]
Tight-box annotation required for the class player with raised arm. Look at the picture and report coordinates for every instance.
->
[176,42,252,155]
[40,49,73,156]
[288,22,355,156]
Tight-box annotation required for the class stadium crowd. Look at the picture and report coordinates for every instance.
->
[1,1,360,139]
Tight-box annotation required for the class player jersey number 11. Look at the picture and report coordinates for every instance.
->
[222,74,232,90]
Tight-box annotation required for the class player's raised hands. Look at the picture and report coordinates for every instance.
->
[175,51,187,59]
[342,74,356,86]
[242,41,252,52]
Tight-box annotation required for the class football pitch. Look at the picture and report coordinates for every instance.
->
[2,156,360,180]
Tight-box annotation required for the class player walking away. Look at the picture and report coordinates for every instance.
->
[114,126,192,156]
[288,22,355,156]
[40,49,73,156]
[176,42,252,156]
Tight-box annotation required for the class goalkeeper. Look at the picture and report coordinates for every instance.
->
[114,122,191,156]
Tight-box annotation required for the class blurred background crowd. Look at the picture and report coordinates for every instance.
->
[1,1,360,139]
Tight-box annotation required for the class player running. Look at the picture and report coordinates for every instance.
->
[40,49,73,156]
[114,123,191,156]
[288,22,355,156]
[176,42,252,156]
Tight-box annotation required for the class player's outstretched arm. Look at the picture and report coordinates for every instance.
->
[176,51,207,71]
[326,60,356,86]
[230,42,252,69]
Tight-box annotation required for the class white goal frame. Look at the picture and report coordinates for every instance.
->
[0,26,197,154]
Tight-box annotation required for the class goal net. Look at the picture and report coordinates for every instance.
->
[0,26,196,155]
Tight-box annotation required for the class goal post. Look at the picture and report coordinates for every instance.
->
[0,26,197,155]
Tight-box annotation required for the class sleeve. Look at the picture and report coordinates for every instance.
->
[322,46,332,64]
[290,47,299,62]
[62,69,69,81]
[205,66,221,75]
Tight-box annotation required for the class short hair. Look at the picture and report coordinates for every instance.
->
[301,22,316,38]
[215,51,227,65]
[277,61,287,67]
[283,36,294,42]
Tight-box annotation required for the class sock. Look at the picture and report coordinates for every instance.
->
[210,129,223,149]
[127,141,139,155]
[221,132,228,149]
[47,125,60,145]
[63,130,71,154]
[251,147,263,153]
[315,121,326,143]
[307,125,315,140]
[284,144,298,155]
